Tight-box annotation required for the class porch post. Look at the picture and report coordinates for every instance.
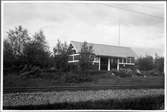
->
[73,55,74,62]
[108,58,110,71]
[98,57,101,71]
[117,58,119,71]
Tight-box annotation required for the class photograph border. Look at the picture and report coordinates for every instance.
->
[1,1,166,111]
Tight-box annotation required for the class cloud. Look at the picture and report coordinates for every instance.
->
[3,2,165,56]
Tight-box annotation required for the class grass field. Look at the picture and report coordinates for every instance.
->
[3,89,164,110]
[4,95,164,110]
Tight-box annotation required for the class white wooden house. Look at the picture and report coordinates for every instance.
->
[68,41,137,71]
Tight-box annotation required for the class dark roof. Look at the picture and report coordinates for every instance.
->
[71,41,137,58]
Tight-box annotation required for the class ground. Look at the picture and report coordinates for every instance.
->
[3,72,164,109]
[4,72,164,92]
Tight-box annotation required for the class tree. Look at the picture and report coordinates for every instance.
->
[33,30,48,51]
[136,55,154,71]
[23,30,51,69]
[67,44,76,55]
[53,39,70,72]
[154,55,164,73]
[4,26,31,74]
[53,39,68,55]
[7,25,30,56]
[79,41,95,72]
[3,39,15,69]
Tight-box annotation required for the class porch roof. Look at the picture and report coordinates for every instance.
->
[70,41,137,58]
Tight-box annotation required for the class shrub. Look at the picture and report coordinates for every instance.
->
[142,69,163,76]
[136,56,154,71]
[20,66,41,79]
[154,56,164,73]
[68,63,80,73]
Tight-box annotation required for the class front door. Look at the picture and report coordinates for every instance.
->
[100,57,108,71]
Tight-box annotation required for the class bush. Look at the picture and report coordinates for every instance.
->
[142,69,163,76]
[42,67,57,73]
[68,63,80,73]
[136,56,154,71]
[136,55,164,74]
[20,66,41,79]
[154,56,164,73]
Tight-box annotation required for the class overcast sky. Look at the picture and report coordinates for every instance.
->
[3,2,165,56]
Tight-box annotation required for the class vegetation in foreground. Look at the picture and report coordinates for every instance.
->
[4,94,164,110]
[4,72,164,89]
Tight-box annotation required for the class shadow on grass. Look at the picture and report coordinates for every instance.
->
[4,95,164,110]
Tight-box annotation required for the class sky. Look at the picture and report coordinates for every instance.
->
[3,2,165,57]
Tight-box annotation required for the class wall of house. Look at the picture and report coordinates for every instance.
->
[68,53,135,71]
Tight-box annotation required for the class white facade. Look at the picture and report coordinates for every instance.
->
[68,54,135,71]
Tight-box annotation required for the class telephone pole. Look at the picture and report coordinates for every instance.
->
[118,21,120,46]
[118,16,120,46]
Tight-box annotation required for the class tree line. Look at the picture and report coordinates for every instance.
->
[4,26,95,76]
[136,55,164,74]
[3,26,164,77]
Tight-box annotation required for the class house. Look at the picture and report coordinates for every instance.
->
[68,41,137,71]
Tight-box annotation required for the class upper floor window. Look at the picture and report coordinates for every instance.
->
[127,57,135,63]
[74,54,80,60]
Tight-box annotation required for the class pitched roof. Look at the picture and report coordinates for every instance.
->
[70,41,137,58]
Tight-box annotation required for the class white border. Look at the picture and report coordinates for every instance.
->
[1,1,4,111]
[1,1,166,111]
[164,1,166,110]
[1,1,166,3]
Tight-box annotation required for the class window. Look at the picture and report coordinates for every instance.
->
[68,56,73,61]
[127,57,135,63]
[119,58,122,63]
[74,55,80,60]
[123,58,126,63]
[131,57,135,63]
[127,57,131,63]
[111,58,113,63]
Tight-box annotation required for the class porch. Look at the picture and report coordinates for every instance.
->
[68,54,135,71]
[97,56,135,71]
